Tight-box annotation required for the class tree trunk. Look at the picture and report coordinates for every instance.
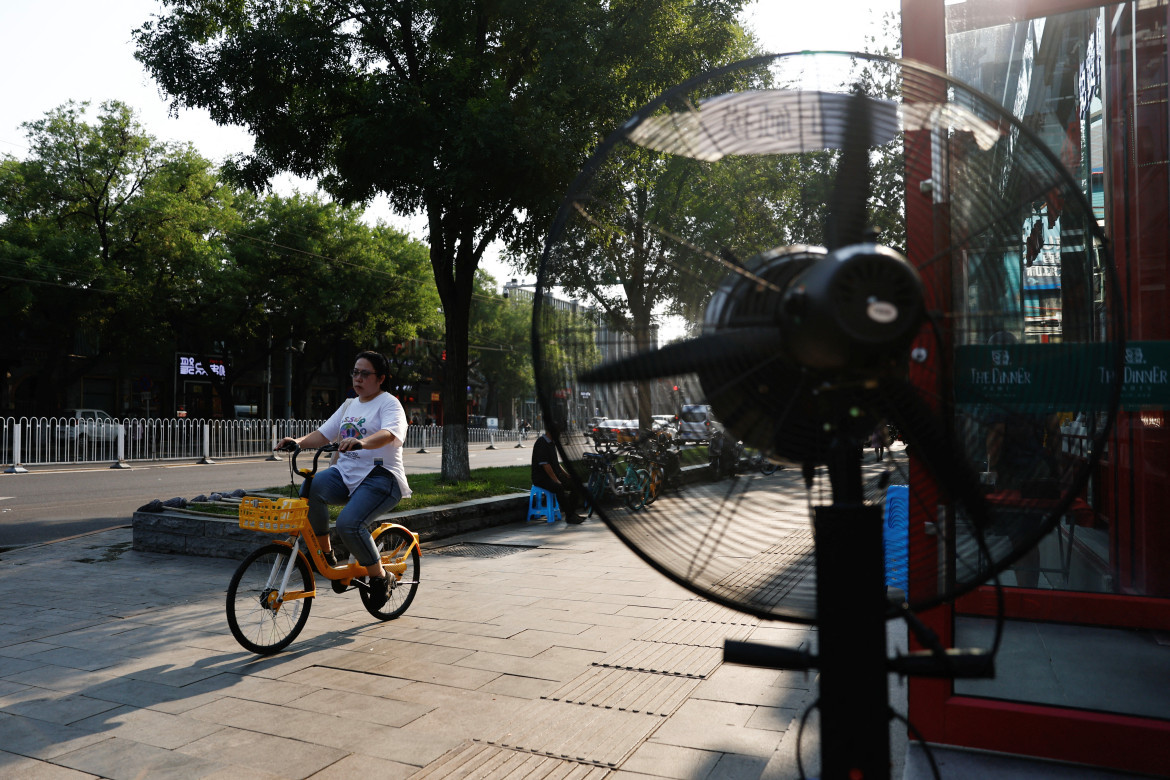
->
[440,319,472,480]
[434,241,474,482]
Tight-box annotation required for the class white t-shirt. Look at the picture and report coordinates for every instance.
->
[318,392,411,499]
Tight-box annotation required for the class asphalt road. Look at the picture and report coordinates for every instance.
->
[0,442,537,548]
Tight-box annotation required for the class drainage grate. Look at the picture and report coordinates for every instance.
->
[426,542,538,558]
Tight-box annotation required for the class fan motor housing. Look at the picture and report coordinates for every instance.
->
[782,243,924,371]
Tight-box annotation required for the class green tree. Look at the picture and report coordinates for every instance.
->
[532,44,909,428]
[0,100,235,414]
[469,272,534,426]
[134,0,751,479]
[221,192,440,416]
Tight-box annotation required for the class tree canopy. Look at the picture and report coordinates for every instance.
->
[0,101,440,416]
[134,0,753,479]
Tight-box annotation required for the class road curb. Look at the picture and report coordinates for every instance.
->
[132,492,530,559]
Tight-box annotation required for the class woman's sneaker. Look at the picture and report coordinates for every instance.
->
[367,576,390,610]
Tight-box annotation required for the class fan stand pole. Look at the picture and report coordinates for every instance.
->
[814,439,891,779]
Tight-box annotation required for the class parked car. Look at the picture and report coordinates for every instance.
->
[611,419,641,444]
[589,417,615,446]
[59,408,119,447]
[678,404,717,444]
[651,414,678,439]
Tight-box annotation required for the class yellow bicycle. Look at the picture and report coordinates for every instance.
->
[225,444,420,655]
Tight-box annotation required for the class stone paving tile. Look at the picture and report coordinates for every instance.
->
[478,672,560,700]
[480,698,663,768]
[0,678,33,698]
[305,751,417,780]
[352,723,466,768]
[363,656,503,689]
[691,663,812,708]
[745,703,797,732]
[396,689,535,742]
[31,620,156,650]
[0,654,46,677]
[597,641,723,678]
[647,698,785,758]
[0,640,62,659]
[283,686,431,727]
[1,691,122,726]
[70,703,225,749]
[616,605,679,620]
[80,675,223,714]
[0,711,109,761]
[543,667,701,716]
[0,749,97,779]
[411,742,609,780]
[279,665,416,698]
[380,626,555,658]
[176,727,344,779]
[453,645,605,682]
[4,664,119,695]
[746,623,816,650]
[53,734,230,780]
[635,619,756,648]
[21,644,137,673]
[411,617,526,640]
[181,695,327,742]
[620,740,727,779]
[511,625,647,654]
[178,670,324,706]
[707,751,772,779]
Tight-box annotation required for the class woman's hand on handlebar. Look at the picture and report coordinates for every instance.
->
[336,438,364,453]
[276,437,299,452]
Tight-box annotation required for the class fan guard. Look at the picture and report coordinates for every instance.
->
[533,52,1123,624]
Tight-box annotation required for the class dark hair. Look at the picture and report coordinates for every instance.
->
[354,350,390,387]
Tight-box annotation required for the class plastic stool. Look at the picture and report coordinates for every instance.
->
[883,484,910,594]
[528,486,561,523]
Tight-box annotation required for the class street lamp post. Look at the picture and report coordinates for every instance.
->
[285,338,305,420]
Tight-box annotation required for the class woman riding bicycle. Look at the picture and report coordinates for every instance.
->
[277,350,411,609]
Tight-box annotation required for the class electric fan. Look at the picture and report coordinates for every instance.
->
[532,52,1123,777]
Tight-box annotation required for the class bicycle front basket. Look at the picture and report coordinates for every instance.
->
[239,497,309,534]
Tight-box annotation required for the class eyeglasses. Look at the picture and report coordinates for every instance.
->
[351,369,376,379]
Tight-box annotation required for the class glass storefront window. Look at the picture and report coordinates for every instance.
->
[937,0,1170,727]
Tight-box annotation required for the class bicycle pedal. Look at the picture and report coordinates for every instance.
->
[331,579,350,594]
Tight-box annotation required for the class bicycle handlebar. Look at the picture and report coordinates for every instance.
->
[278,442,340,478]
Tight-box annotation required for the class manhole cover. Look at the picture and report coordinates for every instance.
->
[427,542,538,558]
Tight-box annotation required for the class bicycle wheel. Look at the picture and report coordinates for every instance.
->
[362,526,420,620]
[584,470,605,517]
[624,468,650,510]
[226,543,314,655]
[645,463,665,505]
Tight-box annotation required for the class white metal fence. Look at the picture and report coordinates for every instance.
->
[0,417,528,471]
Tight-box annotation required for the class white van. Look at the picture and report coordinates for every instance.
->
[677,404,717,444]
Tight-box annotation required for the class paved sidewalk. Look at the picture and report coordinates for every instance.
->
[0,517,841,779]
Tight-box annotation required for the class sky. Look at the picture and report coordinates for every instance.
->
[0,0,898,289]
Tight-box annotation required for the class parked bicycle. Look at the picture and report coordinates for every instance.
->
[226,443,420,655]
[746,450,780,475]
[582,442,651,514]
[633,429,682,504]
[708,429,743,480]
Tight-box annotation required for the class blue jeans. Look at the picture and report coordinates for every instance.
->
[301,466,402,567]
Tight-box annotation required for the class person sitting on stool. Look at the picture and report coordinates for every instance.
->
[532,425,584,524]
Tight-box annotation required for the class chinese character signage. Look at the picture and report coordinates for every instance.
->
[178,354,228,380]
[955,341,1169,411]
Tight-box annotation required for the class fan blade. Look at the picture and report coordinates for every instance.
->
[868,376,989,530]
[579,326,782,384]
[825,88,873,250]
